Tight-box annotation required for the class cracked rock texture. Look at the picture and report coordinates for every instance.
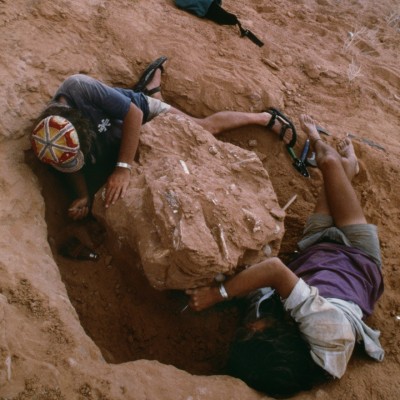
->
[93,115,285,289]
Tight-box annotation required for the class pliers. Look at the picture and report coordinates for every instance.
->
[286,140,312,178]
[286,125,331,177]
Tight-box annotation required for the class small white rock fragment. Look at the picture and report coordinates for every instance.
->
[248,139,258,147]
[215,273,226,282]
[263,244,272,257]
[262,58,280,70]
[208,145,218,155]
[179,160,190,174]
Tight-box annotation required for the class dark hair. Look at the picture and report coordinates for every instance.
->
[227,299,329,397]
[32,102,96,157]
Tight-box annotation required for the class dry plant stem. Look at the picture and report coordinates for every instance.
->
[343,27,367,51]
[348,59,362,82]
[386,11,400,30]
[282,194,298,211]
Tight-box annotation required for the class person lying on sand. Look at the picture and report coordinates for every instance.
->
[30,56,296,220]
[186,114,384,397]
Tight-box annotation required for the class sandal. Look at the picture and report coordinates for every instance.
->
[143,86,161,96]
[133,56,167,93]
[265,107,297,148]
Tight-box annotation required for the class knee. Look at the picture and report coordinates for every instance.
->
[318,152,341,170]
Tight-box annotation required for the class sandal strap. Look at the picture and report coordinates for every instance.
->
[265,107,297,148]
[273,108,298,147]
[279,123,290,141]
[143,86,161,96]
[265,109,277,130]
[133,56,167,92]
[277,116,294,145]
[287,129,297,148]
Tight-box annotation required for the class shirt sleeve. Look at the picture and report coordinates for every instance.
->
[56,74,131,120]
[283,279,356,378]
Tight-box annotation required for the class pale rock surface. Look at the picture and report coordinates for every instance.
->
[93,115,285,289]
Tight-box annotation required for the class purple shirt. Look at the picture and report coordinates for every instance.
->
[287,242,384,318]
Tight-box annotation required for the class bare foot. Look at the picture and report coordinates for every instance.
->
[263,112,295,145]
[337,137,360,178]
[299,114,321,145]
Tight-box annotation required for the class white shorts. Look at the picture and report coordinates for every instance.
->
[145,95,171,121]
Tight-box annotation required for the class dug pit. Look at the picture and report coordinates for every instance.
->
[29,116,287,376]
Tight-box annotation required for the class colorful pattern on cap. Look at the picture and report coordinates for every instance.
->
[31,115,81,167]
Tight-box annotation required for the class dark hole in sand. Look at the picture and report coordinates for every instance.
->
[26,150,242,375]
[24,125,304,375]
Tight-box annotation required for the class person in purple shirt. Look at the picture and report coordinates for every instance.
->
[30,57,296,221]
[186,114,384,397]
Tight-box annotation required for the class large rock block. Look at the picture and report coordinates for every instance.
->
[93,114,285,289]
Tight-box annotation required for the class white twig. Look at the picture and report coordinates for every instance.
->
[179,160,190,174]
[217,224,229,260]
[6,356,11,381]
[282,194,298,211]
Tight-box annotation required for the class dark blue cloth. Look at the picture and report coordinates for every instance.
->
[54,74,149,133]
[54,73,149,161]
[53,74,150,193]
[175,0,221,17]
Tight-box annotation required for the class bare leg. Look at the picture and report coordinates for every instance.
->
[310,136,360,217]
[147,64,295,144]
[147,63,295,143]
[300,114,366,227]
[168,107,295,145]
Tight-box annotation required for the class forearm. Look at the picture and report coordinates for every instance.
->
[187,257,299,311]
[103,103,143,207]
[224,257,299,299]
[117,103,143,166]
[64,171,89,198]
[64,171,91,220]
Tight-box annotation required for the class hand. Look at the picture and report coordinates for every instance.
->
[104,167,131,208]
[185,286,222,311]
[68,197,90,220]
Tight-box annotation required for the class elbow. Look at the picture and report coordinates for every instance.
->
[261,257,283,270]
[130,103,143,121]
[261,257,298,297]
[257,257,285,280]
